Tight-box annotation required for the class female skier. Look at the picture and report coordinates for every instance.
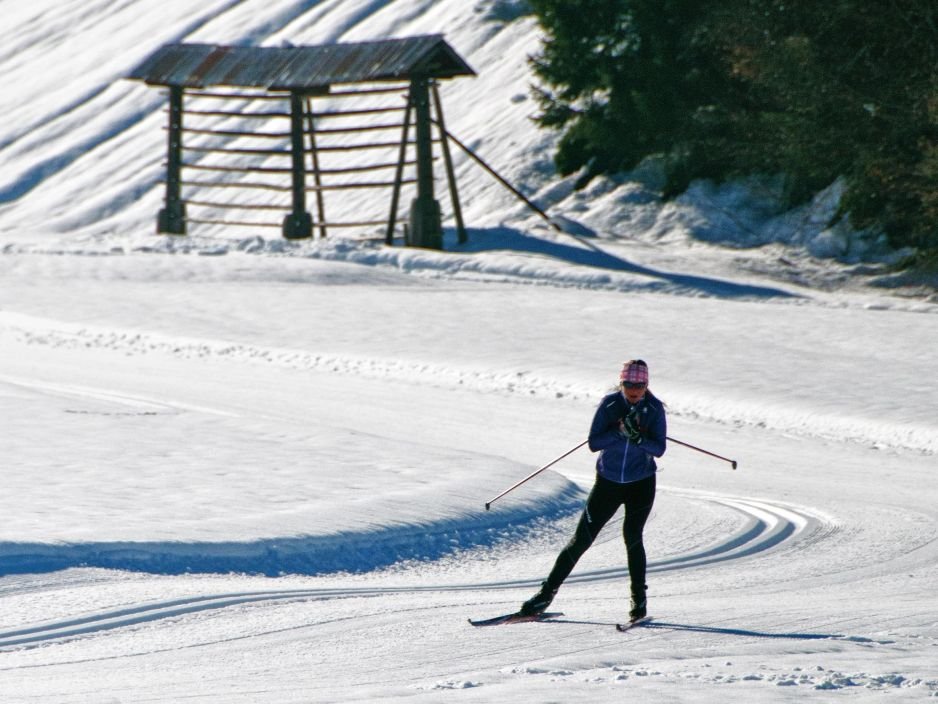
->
[520,359,666,621]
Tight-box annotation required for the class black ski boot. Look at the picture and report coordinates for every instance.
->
[629,585,647,621]
[520,581,557,616]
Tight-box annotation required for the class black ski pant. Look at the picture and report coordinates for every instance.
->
[544,473,656,597]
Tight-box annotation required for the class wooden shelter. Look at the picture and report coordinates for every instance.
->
[127,36,475,248]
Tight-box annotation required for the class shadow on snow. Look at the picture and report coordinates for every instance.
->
[0,487,584,578]
[450,227,801,300]
[643,620,844,641]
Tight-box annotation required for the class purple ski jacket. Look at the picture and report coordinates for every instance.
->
[588,389,667,484]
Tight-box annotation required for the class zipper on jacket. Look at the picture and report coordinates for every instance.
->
[620,439,629,482]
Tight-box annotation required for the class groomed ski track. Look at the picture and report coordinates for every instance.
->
[0,491,831,651]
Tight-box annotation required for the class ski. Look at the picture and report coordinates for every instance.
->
[615,615,652,632]
[468,611,564,627]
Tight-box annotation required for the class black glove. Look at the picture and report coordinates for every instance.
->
[619,412,642,443]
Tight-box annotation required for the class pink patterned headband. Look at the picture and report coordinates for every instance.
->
[619,361,649,385]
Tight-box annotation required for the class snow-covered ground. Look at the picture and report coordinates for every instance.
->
[2,1,937,702]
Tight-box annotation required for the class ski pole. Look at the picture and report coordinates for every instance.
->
[667,436,737,469]
[485,439,589,511]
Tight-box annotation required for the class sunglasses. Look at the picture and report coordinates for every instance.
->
[622,382,647,390]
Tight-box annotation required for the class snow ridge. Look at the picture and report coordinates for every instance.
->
[5,310,935,455]
[0,498,583,578]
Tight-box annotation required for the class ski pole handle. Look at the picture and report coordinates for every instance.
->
[666,436,737,469]
[485,439,589,510]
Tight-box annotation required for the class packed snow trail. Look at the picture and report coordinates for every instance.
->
[2,0,937,700]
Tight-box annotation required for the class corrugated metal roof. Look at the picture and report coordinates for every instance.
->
[128,35,475,89]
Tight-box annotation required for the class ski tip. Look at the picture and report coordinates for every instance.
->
[468,611,564,627]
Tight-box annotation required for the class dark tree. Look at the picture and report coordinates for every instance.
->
[530,0,938,255]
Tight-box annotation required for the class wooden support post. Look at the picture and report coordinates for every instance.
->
[431,82,466,244]
[157,85,186,234]
[407,76,442,249]
[304,97,328,238]
[442,128,564,234]
[386,94,413,245]
[283,91,313,239]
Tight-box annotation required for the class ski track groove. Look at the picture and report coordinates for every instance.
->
[0,494,829,652]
